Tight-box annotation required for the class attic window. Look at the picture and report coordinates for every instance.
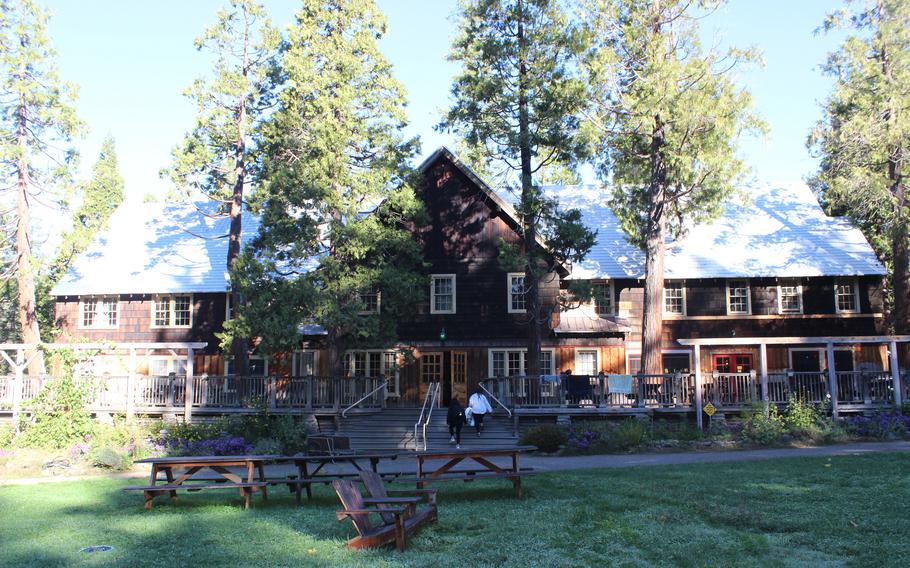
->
[593,282,613,316]
[359,287,380,314]
[152,295,192,328]
[663,281,686,316]
[430,274,456,314]
[726,280,751,315]
[80,297,118,329]
[508,273,526,313]
[778,281,803,314]
[835,278,860,313]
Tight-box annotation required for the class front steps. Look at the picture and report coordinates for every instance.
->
[333,407,519,452]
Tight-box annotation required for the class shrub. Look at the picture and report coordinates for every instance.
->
[741,403,784,445]
[252,437,283,455]
[613,418,649,449]
[566,421,612,452]
[784,397,829,441]
[270,415,308,455]
[18,375,93,450]
[521,424,568,453]
[89,446,129,470]
[845,411,910,439]
[650,420,703,442]
[0,423,14,448]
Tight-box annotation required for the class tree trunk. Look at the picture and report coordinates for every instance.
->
[893,218,909,334]
[229,17,251,378]
[641,114,667,375]
[516,0,542,378]
[16,94,45,376]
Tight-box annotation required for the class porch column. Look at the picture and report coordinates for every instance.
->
[184,348,194,422]
[826,342,838,419]
[693,346,703,429]
[759,343,769,402]
[12,349,23,433]
[126,348,136,420]
[890,340,902,406]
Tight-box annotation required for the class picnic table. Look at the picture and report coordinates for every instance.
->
[406,446,536,498]
[127,455,281,509]
[288,451,402,503]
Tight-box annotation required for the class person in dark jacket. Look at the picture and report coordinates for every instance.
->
[447,397,466,448]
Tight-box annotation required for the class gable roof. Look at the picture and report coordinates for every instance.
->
[51,200,261,296]
[551,182,887,280]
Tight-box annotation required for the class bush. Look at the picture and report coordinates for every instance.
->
[89,446,129,470]
[0,423,14,448]
[521,424,568,453]
[784,398,835,442]
[845,411,910,439]
[252,437,283,455]
[650,420,703,442]
[565,419,649,453]
[18,375,93,450]
[157,432,254,456]
[741,403,784,445]
[613,418,649,449]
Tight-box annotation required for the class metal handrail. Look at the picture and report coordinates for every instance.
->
[341,379,388,418]
[479,381,512,418]
[413,381,437,450]
[421,382,440,451]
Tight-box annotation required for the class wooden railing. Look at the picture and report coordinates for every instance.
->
[0,375,388,414]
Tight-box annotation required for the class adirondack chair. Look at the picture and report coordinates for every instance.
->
[358,470,438,525]
[333,479,438,551]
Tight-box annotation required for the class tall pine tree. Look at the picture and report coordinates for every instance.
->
[442,0,596,377]
[809,0,910,333]
[164,0,280,374]
[0,0,83,371]
[38,135,124,331]
[581,0,763,374]
[236,0,426,374]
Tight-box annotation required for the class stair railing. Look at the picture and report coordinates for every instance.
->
[413,381,437,451]
[420,382,440,451]
[479,382,512,417]
[341,379,388,418]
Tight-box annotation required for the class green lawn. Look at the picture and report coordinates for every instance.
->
[2,454,910,567]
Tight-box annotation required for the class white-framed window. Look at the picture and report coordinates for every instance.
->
[148,357,188,376]
[79,296,119,329]
[726,280,751,315]
[777,280,803,314]
[358,287,381,314]
[663,281,686,316]
[626,350,693,374]
[293,350,318,376]
[430,274,456,314]
[488,349,555,377]
[225,292,234,321]
[574,349,599,375]
[225,356,268,375]
[151,295,193,328]
[507,273,526,313]
[593,281,613,316]
[343,350,400,395]
[834,278,860,314]
[421,352,443,383]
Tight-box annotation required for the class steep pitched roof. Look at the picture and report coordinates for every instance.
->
[552,182,887,280]
[51,200,261,296]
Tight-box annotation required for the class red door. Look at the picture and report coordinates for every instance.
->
[713,354,754,373]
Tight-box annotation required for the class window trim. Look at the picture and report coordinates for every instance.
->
[358,288,381,315]
[78,296,119,329]
[626,349,693,375]
[592,280,614,317]
[663,281,687,316]
[834,277,861,314]
[507,272,526,314]
[430,274,456,314]
[147,355,188,377]
[150,294,194,329]
[292,350,319,377]
[725,279,752,315]
[574,348,600,376]
[487,348,556,377]
[225,355,269,376]
[777,280,803,314]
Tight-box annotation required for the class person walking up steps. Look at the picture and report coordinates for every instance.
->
[468,387,493,437]
[447,396,466,449]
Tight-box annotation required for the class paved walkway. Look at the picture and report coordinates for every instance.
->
[3,441,909,486]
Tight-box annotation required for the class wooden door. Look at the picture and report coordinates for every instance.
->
[450,351,467,405]
[419,352,443,405]
[713,354,753,373]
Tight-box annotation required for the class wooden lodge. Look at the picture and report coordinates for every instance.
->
[8,146,906,427]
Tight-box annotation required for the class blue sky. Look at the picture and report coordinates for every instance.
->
[42,0,845,203]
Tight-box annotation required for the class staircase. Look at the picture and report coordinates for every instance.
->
[333,407,519,452]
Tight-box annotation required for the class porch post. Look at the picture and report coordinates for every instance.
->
[126,348,136,420]
[826,342,838,419]
[12,349,23,433]
[759,343,769,402]
[890,340,902,407]
[184,348,194,422]
[693,346,703,429]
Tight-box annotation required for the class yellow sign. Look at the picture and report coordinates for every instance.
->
[703,402,717,417]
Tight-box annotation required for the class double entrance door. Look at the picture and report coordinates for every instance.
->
[419,351,468,407]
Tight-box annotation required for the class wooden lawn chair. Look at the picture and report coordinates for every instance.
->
[333,479,437,551]
[358,470,438,524]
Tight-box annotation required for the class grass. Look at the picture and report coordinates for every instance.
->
[2,454,910,567]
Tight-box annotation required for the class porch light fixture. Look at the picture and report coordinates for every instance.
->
[439,328,446,344]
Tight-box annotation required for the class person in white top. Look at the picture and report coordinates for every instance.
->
[467,388,493,437]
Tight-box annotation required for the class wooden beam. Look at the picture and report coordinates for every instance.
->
[759,344,769,402]
[826,342,838,419]
[890,340,902,407]
[12,349,23,433]
[693,346,703,430]
[677,336,910,347]
[127,348,136,420]
[0,342,209,350]
[184,348,195,423]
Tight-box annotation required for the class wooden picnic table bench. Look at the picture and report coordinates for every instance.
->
[127,455,282,509]
[408,446,536,498]
[286,451,403,504]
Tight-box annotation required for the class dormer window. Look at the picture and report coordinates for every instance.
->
[430,274,456,314]
[79,297,118,329]
[834,278,860,313]
[778,280,803,314]
[664,281,686,316]
[507,273,526,313]
[726,280,751,315]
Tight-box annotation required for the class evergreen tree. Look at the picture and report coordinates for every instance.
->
[809,0,910,333]
[581,0,763,374]
[38,135,124,331]
[0,0,84,372]
[236,0,426,374]
[164,0,280,374]
[441,0,596,377]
